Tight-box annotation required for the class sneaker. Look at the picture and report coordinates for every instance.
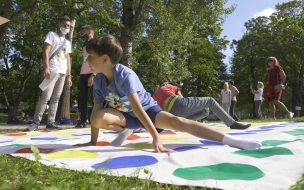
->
[25,122,39,132]
[230,122,251,130]
[285,112,294,119]
[74,121,86,128]
[46,123,62,130]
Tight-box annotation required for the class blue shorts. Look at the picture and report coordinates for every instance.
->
[120,105,164,133]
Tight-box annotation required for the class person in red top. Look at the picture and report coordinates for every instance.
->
[152,82,250,129]
[264,57,293,119]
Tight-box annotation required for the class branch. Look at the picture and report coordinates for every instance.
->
[132,0,145,29]
[10,0,39,20]
[0,83,10,108]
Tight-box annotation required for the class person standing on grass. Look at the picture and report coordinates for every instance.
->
[250,81,264,119]
[26,16,72,131]
[264,56,293,119]
[220,83,231,113]
[75,34,260,151]
[228,81,240,121]
[74,25,96,128]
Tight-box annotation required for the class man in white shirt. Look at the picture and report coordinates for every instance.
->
[228,81,240,121]
[26,16,72,131]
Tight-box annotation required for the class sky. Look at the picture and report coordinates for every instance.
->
[221,0,290,66]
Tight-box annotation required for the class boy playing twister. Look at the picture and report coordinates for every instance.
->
[76,35,261,152]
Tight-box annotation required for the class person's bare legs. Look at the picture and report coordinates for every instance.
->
[155,111,261,150]
[90,108,133,146]
[269,101,276,118]
[273,100,289,113]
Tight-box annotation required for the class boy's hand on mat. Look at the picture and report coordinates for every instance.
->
[153,139,175,153]
[74,142,96,147]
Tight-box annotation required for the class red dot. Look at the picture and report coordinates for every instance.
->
[5,133,27,136]
[159,132,176,135]
[96,141,109,146]
[14,147,57,154]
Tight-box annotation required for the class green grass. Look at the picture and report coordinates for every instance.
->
[0,113,7,124]
[1,119,304,189]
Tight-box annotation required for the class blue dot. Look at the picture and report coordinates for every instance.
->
[72,134,91,136]
[260,125,285,129]
[174,146,208,152]
[30,137,58,140]
[91,155,158,169]
[103,132,119,134]
[199,140,224,145]
[227,132,256,135]
[246,129,273,133]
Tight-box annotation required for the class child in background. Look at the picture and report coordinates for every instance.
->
[75,34,261,152]
[220,83,231,113]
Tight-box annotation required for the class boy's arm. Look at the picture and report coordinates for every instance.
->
[128,92,173,153]
[74,103,103,146]
[177,91,183,97]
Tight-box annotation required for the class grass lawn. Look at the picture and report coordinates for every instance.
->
[0,118,304,189]
[0,113,8,124]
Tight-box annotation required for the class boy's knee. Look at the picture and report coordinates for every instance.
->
[171,116,187,131]
[90,110,107,128]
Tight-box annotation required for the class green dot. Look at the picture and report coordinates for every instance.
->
[262,139,300,146]
[173,163,264,180]
[123,143,152,149]
[234,147,293,158]
[284,129,304,136]
[9,144,29,147]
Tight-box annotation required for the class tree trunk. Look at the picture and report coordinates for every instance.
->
[120,0,145,67]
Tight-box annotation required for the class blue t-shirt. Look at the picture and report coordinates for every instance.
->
[93,64,158,117]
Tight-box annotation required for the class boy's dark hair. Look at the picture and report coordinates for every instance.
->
[81,25,94,31]
[228,81,234,85]
[86,34,122,64]
[60,16,70,22]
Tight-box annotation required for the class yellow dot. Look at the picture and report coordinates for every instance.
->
[161,136,188,140]
[123,143,152,149]
[218,129,232,133]
[54,131,76,135]
[15,134,41,138]
[45,150,98,159]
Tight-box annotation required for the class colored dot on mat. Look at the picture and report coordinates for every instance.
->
[227,132,256,135]
[96,141,109,146]
[161,136,188,140]
[159,132,176,135]
[52,137,81,142]
[173,163,265,180]
[174,146,208,152]
[199,140,224,146]
[45,150,98,159]
[262,139,301,146]
[30,137,58,140]
[103,131,119,134]
[123,143,152,149]
[40,130,58,132]
[54,131,76,135]
[246,129,273,133]
[91,155,158,169]
[218,129,232,132]
[5,133,27,136]
[127,134,144,140]
[72,134,91,136]
[260,125,285,129]
[284,129,304,136]
[15,147,57,154]
[234,147,293,158]
[9,144,29,147]
[16,134,41,138]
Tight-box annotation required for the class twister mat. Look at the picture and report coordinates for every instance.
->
[1,122,304,190]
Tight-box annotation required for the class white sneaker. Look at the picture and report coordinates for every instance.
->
[286,112,294,119]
